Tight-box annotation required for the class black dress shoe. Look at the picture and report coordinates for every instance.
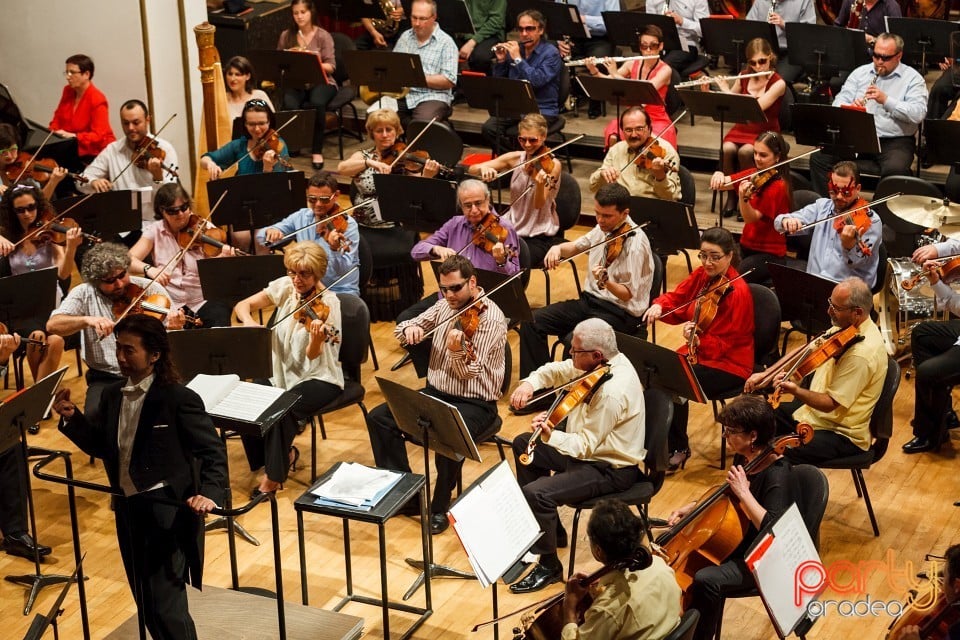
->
[509,563,562,594]
[2,533,52,559]
[902,436,937,453]
[430,512,449,534]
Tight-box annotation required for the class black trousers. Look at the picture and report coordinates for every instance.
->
[809,136,916,196]
[397,100,452,132]
[0,446,28,537]
[511,433,640,557]
[670,365,746,452]
[366,385,497,513]
[283,84,338,155]
[519,293,642,378]
[928,69,959,119]
[396,294,439,378]
[774,399,865,463]
[911,319,960,442]
[662,47,699,74]
[739,247,786,287]
[689,558,754,640]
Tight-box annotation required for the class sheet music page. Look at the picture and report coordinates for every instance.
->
[211,382,285,422]
[186,374,240,411]
[746,503,822,636]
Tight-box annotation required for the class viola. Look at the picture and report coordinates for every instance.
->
[470,212,517,264]
[294,291,340,344]
[631,140,677,174]
[686,274,732,365]
[596,222,631,290]
[4,152,88,185]
[832,197,874,257]
[176,214,247,257]
[34,212,101,247]
[111,283,201,326]
[654,425,814,606]
[0,321,47,354]
[886,592,960,639]
[519,365,613,465]
[454,300,486,363]
[134,138,179,178]
[250,129,294,170]
[902,256,960,291]
[767,325,864,408]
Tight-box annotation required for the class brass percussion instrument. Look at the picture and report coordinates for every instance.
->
[370,0,402,38]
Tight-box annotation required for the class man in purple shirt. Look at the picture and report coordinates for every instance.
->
[397,179,519,376]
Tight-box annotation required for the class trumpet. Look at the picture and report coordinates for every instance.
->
[675,70,773,88]
[564,54,659,68]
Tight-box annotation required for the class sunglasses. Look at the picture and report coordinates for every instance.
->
[307,195,334,204]
[162,203,190,215]
[748,57,769,66]
[438,281,468,294]
[13,202,38,215]
[871,52,898,61]
[638,43,661,51]
[517,136,541,144]
[100,271,127,285]
[517,25,539,32]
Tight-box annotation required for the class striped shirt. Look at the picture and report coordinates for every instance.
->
[576,221,656,318]
[393,24,458,108]
[394,289,507,402]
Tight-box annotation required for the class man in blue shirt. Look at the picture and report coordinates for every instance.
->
[258,172,360,295]
[774,161,883,288]
[809,33,928,196]
[481,9,562,153]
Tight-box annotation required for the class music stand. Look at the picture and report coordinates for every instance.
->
[245,50,327,105]
[614,332,706,403]
[0,268,58,333]
[768,263,835,341]
[785,23,868,86]
[458,75,539,158]
[2,367,72,616]
[576,76,663,127]
[206,171,307,251]
[436,0,475,35]
[21,557,82,640]
[923,119,960,167]
[316,0,386,22]
[886,18,958,75]
[792,104,880,156]
[376,376,482,599]
[373,174,457,233]
[602,12,683,54]
[198,254,286,311]
[429,263,533,324]
[52,190,143,239]
[701,18,779,71]
[342,51,429,97]
[627,196,701,265]
[522,0,589,40]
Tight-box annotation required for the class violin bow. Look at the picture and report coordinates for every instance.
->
[723,148,819,188]
[265,199,376,247]
[10,130,54,185]
[269,265,359,328]
[549,222,647,271]
[13,191,97,250]
[415,269,526,342]
[387,116,437,171]
[788,192,902,234]
[493,134,585,180]
[652,268,755,322]
[111,113,177,184]
[617,110,687,175]
[221,115,298,176]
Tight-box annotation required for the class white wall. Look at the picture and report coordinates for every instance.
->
[0,0,209,190]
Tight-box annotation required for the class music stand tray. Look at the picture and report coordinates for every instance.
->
[342,51,429,95]
[458,75,539,119]
[576,76,663,125]
[627,196,701,257]
[524,0,589,40]
[792,104,881,156]
[785,23,870,80]
[437,0,475,35]
[700,18,779,71]
[170,326,273,381]
[373,174,458,233]
[0,268,58,331]
[923,119,960,166]
[206,171,308,232]
[198,254,286,308]
[602,12,682,53]
[429,263,533,323]
[53,190,143,237]
[768,263,835,339]
[885,17,957,74]
[614,332,706,403]
[245,50,326,99]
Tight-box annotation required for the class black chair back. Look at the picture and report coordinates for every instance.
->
[643,387,674,492]
[331,32,354,85]
[792,464,829,549]
[336,293,371,382]
[868,356,900,461]
[678,165,696,209]
[555,172,581,235]
[357,233,373,287]
[651,252,664,300]
[749,283,781,369]
[663,608,700,640]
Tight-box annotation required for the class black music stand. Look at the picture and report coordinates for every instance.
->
[198,254,286,312]
[317,0,386,22]
[373,174,458,233]
[886,18,957,76]
[522,0,589,40]
[602,12,683,54]
[792,104,880,156]
[429,263,533,324]
[627,196,700,282]
[231,110,315,153]
[376,376,482,599]
[768,263,835,341]
[785,23,869,87]
[342,51,429,97]
[2,367,72,616]
[245,50,327,105]
[0,267,58,333]
[701,18,779,71]
[923,119,960,168]
[437,0,475,35]
[21,557,82,640]
[52,190,142,239]
[459,75,539,158]
[576,76,663,127]
[614,332,706,403]
[206,171,307,251]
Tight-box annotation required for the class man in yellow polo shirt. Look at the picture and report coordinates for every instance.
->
[744,277,887,462]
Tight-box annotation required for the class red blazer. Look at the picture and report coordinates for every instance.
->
[49,83,115,157]
[652,264,755,380]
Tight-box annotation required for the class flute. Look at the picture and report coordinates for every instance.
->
[675,70,773,88]
[564,54,660,68]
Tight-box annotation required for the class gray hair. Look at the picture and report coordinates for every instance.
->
[574,318,619,359]
[840,276,873,312]
[81,242,131,283]
[457,179,490,206]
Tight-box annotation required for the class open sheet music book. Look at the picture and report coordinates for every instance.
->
[745,503,823,638]
[448,460,541,588]
[186,373,285,422]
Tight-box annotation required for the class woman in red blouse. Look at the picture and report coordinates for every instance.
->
[643,227,755,471]
[710,131,792,286]
[49,54,115,161]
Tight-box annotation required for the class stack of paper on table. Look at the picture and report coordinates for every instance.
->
[310,462,403,510]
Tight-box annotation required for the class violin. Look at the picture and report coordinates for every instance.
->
[294,291,340,344]
[111,283,201,327]
[654,425,814,606]
[901,256,960,291]
[469,212,517,265]
[832,197,874,257]
[32,211,101,246]
[886,592,960,639]
[454,301,486,363]
[250,129,294,170]
[596,222,630,290]
[134,138,179,178]
[524,146,556,177]
[631,140,677,174]
[317,205,352,254]
[379,142,456,177]
[740,167,780,202]
[519,365,613,465]
[0,321,47,355]
[176,213,247,257]
[686,275,732,365]
[4,152,88,185]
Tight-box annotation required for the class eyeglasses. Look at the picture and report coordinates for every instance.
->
[827,298,857,312]
[0,145,17,155]
[638,43,661,51]
[460,199,486,211]
[63,69,83,77]
[827,180,857,197]
[287,269,314,280]
[622,126,648,135]
[100,271,127,285]
[13,202,38,215]
[722,426,746,437]
[871,51,899,61]
[569,349,598,356]
[697,251,728,264]
[306,195,334,204]
[438,281,468,294]
[517,136,541,144]
[162,203,190,215]
[516,25,539,32]
[748,57,769,66]
[410,14,435,22]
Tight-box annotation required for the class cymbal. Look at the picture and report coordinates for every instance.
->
[887,195,960,229]
[940,222,960,241]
